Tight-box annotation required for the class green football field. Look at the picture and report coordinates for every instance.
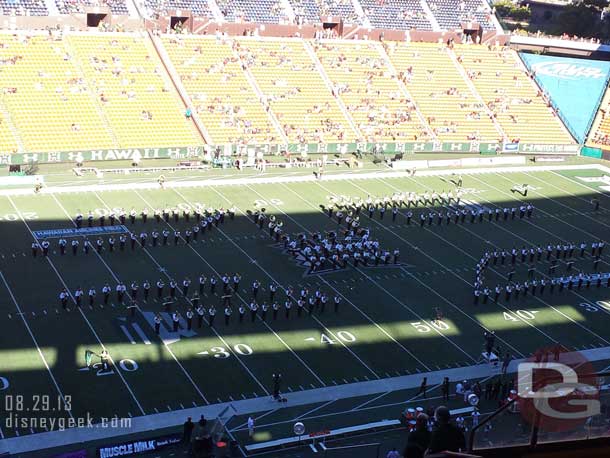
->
[0,161,610,448]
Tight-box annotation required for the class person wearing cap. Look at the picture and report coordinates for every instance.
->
[427,406,466,454]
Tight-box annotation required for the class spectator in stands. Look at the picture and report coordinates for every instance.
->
[426,406,466,455]
[404,413,430,458]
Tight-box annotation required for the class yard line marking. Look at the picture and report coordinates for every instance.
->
[309,444,318,453]
[119,325,137,344]
[350,391,390,411]
[180,403,185,409]
[192,401,197,407]
[281,182,474,365]
[1,267,73,418]
[295,399,337,420]
[132,323,152,345]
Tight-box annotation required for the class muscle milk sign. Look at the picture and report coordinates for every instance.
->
[97,433,181,457]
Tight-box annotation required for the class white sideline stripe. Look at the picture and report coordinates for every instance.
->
[132,323,152,345]
[1,163,609,197]
[4,345,610,455]
[0,271,74,421]
[6,195,146,416]
[120,325,136,344]
[295,399,337,420]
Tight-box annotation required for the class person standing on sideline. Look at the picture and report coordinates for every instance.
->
[417,377,427,398]
[182,416,194,444]
[441,377,450,402]
[247,416,255,437]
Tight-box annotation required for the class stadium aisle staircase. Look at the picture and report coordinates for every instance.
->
[0,111,20,155]
[385,41,499,142]
[67,33,201,149]
[454,44,574,144]
[240,38,357,143]
[162,35,282,145]
[313,40,431,143]
[0,34,116,153]
[587,86,610,148]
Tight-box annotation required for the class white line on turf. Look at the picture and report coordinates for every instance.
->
[231,408,281,432]
[6,195,146,416]
[119,325,136,344]
[0,271,74,421]
[186,185,383,379]
[279,181,478,363]
[131,323,152,345]
[50,193,210,404]
[292,399,337,421]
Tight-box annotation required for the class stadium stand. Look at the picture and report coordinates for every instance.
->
[55,0,129,15]
[163,35,282,144]
[359,0,432,31]
[239,38,357,143]
[0,0,48,16]
[313,40,431,142]
[0,33,116,152]
[214,0,291,23]
[428,0,494,31]
[144,0,212,18]
[291,0,361,25]
[455,44,573,144]
[386,41,500,142]
[66,33,201,148]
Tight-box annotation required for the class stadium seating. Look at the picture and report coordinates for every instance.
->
[0,34,116,152]
[66,34,201,148]
[428,0,494,31]
[144,0,212,18]
[385,41,499,142]
[238,38,356,143]
[162,35,282,144]
[215,0,290,23]
[55,0,129,15]
[455,44,573,144]
[359,0,432,31]
[0,0,48,16]
[313,40,431,142]
[290,0,361,24]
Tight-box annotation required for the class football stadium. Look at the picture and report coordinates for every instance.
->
[1,0,610,457]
